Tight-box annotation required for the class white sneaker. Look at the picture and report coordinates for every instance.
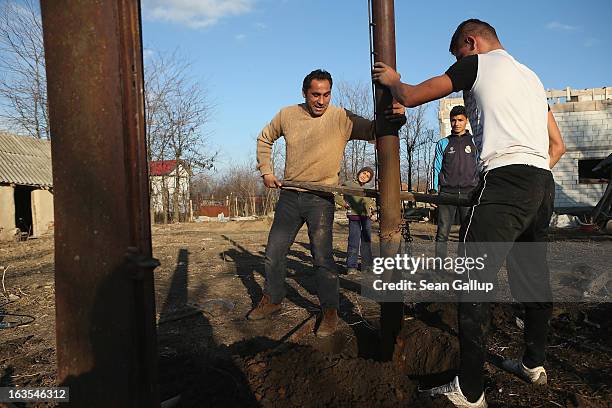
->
[501,359,547,385]
[424,376,487,408]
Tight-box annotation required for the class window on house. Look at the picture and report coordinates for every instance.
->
[578,158,610,184]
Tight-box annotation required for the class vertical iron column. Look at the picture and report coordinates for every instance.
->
[41,1,159,406]
[371,0,404,361]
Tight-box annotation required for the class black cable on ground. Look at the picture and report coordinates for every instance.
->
[0,301,36,329]
[0,313,36,329]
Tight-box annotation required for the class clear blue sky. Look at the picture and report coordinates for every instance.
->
[141,0,612,172]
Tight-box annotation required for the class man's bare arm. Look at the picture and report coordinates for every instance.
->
[372,62,454,108]
[389,75,454,108]
[547,110,566,169]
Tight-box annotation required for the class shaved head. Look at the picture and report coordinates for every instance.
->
[449,19,500,55]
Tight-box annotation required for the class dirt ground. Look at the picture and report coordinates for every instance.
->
[0,218,610,407]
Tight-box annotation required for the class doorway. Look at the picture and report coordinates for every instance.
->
[14,186,34,237]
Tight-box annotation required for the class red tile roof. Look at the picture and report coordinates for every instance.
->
[149,160,177,176]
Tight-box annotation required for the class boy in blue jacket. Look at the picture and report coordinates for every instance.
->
[431,105,479,259]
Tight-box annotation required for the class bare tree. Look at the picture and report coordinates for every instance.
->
[192,157,282,218]
[144,52,177,222]
[145,51,183,166]
[165,82,213,221]
[144,50,217,222]
[400,104,435,191]
[0,0,48,138]
[334,81,437,190]
[414,129,436,191]
[334,80,375,181]
[212,161,262,216]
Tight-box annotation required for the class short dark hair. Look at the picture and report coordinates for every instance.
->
[358,166,374,180]
[302,69,333,93]
[449,19,499,55]
[450,105,466,118]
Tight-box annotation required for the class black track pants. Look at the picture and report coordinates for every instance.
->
[458,164,555,402]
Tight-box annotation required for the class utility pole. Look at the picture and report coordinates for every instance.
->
[41,1,159,406]
[370,0,404,361]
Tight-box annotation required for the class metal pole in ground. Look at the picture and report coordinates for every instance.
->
[370,0,404,361]
[41,1,159,406]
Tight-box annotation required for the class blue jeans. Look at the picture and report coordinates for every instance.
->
[264,190,338,309]
[346,216,373,269]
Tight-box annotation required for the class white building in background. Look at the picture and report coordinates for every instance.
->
[0,132,54,241]
[149,160,191,221]
[438,87,612,213]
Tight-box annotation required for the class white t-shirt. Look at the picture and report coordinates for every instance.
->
[446,49,550,171]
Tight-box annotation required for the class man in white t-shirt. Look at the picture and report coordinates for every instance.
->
[373,19,566,408]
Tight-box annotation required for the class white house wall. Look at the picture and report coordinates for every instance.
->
[150,165,190,214]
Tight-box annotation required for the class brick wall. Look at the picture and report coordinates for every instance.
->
[551,100,612,209]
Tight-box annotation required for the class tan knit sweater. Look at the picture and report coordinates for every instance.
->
[256,104,375,186]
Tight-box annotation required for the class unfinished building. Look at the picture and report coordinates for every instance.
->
[438,87,612,213]
[0,132,54,241]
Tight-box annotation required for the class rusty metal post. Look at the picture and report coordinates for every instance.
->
[371,0,404,361]
[41,1,159,406]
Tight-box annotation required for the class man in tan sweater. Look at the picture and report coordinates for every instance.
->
[248,69,405,337]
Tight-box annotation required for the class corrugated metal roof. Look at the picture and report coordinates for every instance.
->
[0,132,52,187]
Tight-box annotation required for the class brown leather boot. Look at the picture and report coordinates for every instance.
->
[247,294,281,320]
[317,308,338,337]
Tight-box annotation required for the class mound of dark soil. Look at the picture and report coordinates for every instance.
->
[236,344,452,407]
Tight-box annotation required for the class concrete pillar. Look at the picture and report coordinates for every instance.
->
[0,185,16,241]
[31,189,54,237]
